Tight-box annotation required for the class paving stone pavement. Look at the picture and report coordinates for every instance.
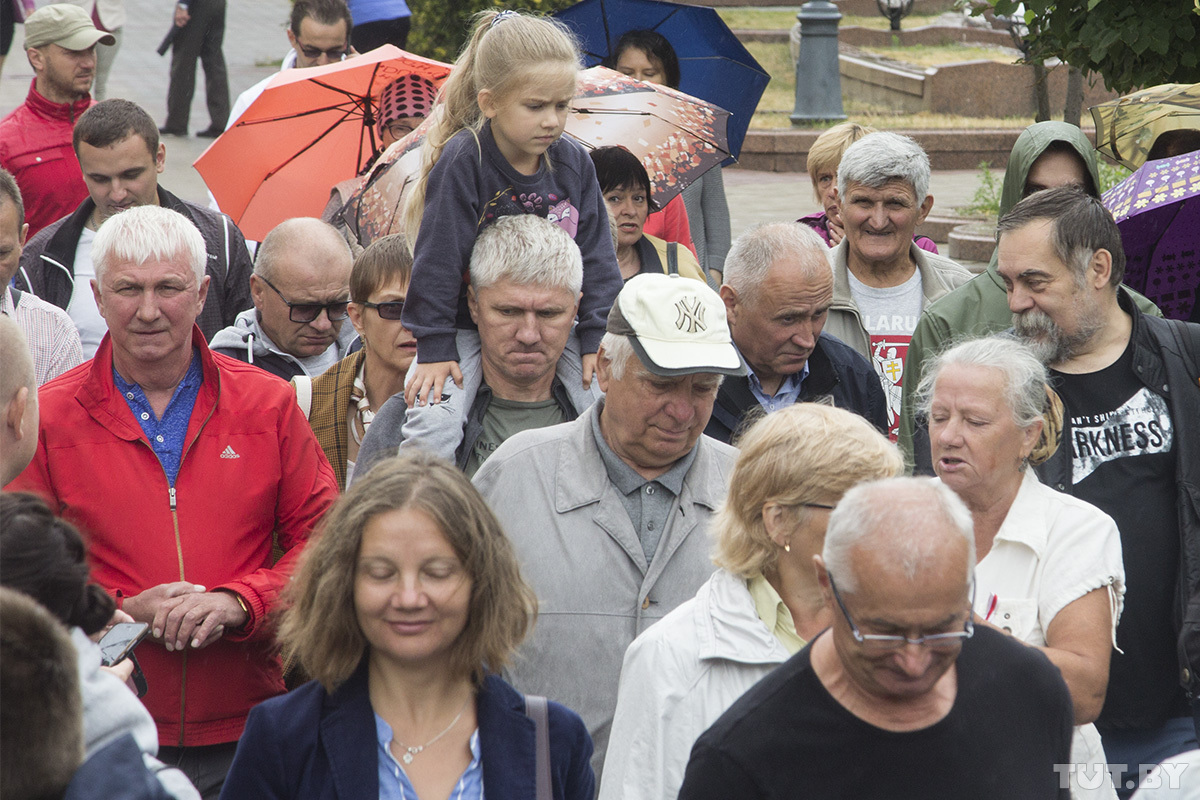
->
[2,0,991,244]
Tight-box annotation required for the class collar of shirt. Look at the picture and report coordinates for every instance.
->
[745,361,808,413]
[113,349,204,485]
[0,286,13,316]
[590,398,698,498]
[747,574,806,655]
[375,713,483,800]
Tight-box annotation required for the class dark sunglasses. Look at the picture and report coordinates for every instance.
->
[260,275,350,323]
[298,43,349,60]
[358,300,405,320]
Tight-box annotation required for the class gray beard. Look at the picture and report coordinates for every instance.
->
[1012,304,1104,365]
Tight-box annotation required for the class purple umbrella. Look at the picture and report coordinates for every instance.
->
[1103,150,1200,321]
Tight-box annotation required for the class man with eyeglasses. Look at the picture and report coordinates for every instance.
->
[224,0,354,134]
[679,477,1074,800]
[16,98,253,357]
[211,217,356,381]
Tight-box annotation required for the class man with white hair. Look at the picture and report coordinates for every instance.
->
[0,317,38,485]
[7,205,337,798]
[707,221,885,444]
[355,214,599,478]
[679,477,1074,800]
[474,272,744,779]
[824,132,972,440]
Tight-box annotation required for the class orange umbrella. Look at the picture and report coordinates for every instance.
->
[194,45,451,241]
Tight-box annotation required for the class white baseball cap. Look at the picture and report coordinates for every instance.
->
[606,273,745,377]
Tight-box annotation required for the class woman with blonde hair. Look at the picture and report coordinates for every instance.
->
[598,404,902,800]
[219,452,595,799]
[919,335,1124,800]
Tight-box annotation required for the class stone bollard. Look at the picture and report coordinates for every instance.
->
[790,1,847,125]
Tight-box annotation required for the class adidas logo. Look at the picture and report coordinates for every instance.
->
[219,445,240,459]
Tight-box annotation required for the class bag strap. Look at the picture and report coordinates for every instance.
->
[666,241,679,275]
[524,694,552,800]
[292,375,313,420]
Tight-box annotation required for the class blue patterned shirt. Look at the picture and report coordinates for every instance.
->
[113,349,203,486]
[375,713,484,800]
[746,361,809,413]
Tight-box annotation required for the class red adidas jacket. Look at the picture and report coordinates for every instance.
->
[9,328,339,746]
[0,80,92,237]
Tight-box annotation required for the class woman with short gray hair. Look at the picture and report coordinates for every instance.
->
[920,335,1125,800]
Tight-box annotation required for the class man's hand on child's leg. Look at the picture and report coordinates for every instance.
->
[581,353,596,389]
[405,361,464,406]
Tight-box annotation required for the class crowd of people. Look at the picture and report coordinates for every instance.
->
[2,1,1200,799]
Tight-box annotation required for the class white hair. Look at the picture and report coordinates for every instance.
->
[915,335,1048,429]
[470,215,583,294]
[599,332,636,380]
[723,221,829,303]
[837,131,931,205]
[823,477,974,594]
[92,206,206,284]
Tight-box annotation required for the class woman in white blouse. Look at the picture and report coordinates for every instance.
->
[918,335,1125,800]
[599,404,903,800]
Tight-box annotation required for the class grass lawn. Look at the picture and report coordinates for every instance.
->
[744,41,1031,129]
[717,8,945,30]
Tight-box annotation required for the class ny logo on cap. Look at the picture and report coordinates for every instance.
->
[675,296,706,334]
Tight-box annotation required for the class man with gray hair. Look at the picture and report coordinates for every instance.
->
[7,205,337,798]
[0,316,38,485]
[999,186,1200,796]
[210,216,356,380]
[679,477,1074,800]
[824,132,971,440]
[356,213,599,478]
[706,220,885,444]
[474,272,744,778]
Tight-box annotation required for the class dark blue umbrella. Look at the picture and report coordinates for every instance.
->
[554,0,769,162]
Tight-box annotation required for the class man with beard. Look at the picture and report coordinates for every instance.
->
[998,186,1200,798]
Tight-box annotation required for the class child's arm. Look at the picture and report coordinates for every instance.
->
[401,131,485,370]
[404,360,463,407]
[571,149,625,380]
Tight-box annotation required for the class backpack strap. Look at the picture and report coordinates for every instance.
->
[524,694,552,800]
[666,241,679,275]
[292,375,313,419]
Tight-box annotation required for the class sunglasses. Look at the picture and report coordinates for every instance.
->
[358,300,405,320]
[297,43,349,60]
[259,275,350,323]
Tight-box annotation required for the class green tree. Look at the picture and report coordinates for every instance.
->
[406,0,579,63]
[991,0,1200,94]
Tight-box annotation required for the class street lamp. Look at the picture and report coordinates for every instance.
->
[876,0,914,32]
[790,1,847,125]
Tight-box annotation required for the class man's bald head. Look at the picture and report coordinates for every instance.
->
[0,316,38,485]
[254,217,352,282]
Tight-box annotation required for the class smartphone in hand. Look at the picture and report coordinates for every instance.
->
[99,622,150,667]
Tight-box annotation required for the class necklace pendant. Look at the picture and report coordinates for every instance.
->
[402,752,414,765]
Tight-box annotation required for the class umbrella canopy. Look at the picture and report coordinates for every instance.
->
[1091,83,1200,171]
[194,45,451,241]
[340,66,730,246]
[553,0,768,162]
[1102,149,1200,320]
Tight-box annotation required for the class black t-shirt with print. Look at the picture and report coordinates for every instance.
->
[1052,338,1183,730]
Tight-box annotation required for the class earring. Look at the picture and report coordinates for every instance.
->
[784,541,791,553]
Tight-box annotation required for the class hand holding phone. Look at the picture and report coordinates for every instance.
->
[99,622,150,667]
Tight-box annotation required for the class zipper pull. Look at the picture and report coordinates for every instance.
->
[169,486,177,511]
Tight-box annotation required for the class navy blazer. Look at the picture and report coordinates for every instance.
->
[218,663,595,799]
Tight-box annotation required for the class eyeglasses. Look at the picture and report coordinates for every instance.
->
[297,43,349,61]
[828,574,974,651]
[384,121,417,140]
[358,299,405,320]
[259,275,350,323]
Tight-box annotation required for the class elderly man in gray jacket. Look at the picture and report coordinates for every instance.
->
[474,273,743,780]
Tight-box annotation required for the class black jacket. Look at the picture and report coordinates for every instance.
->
[704,332,888,445]
[1035,291,1200,694]
[16,185,253,341]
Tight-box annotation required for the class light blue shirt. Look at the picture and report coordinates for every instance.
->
[746,361,808,413]
[375,713,484,800]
